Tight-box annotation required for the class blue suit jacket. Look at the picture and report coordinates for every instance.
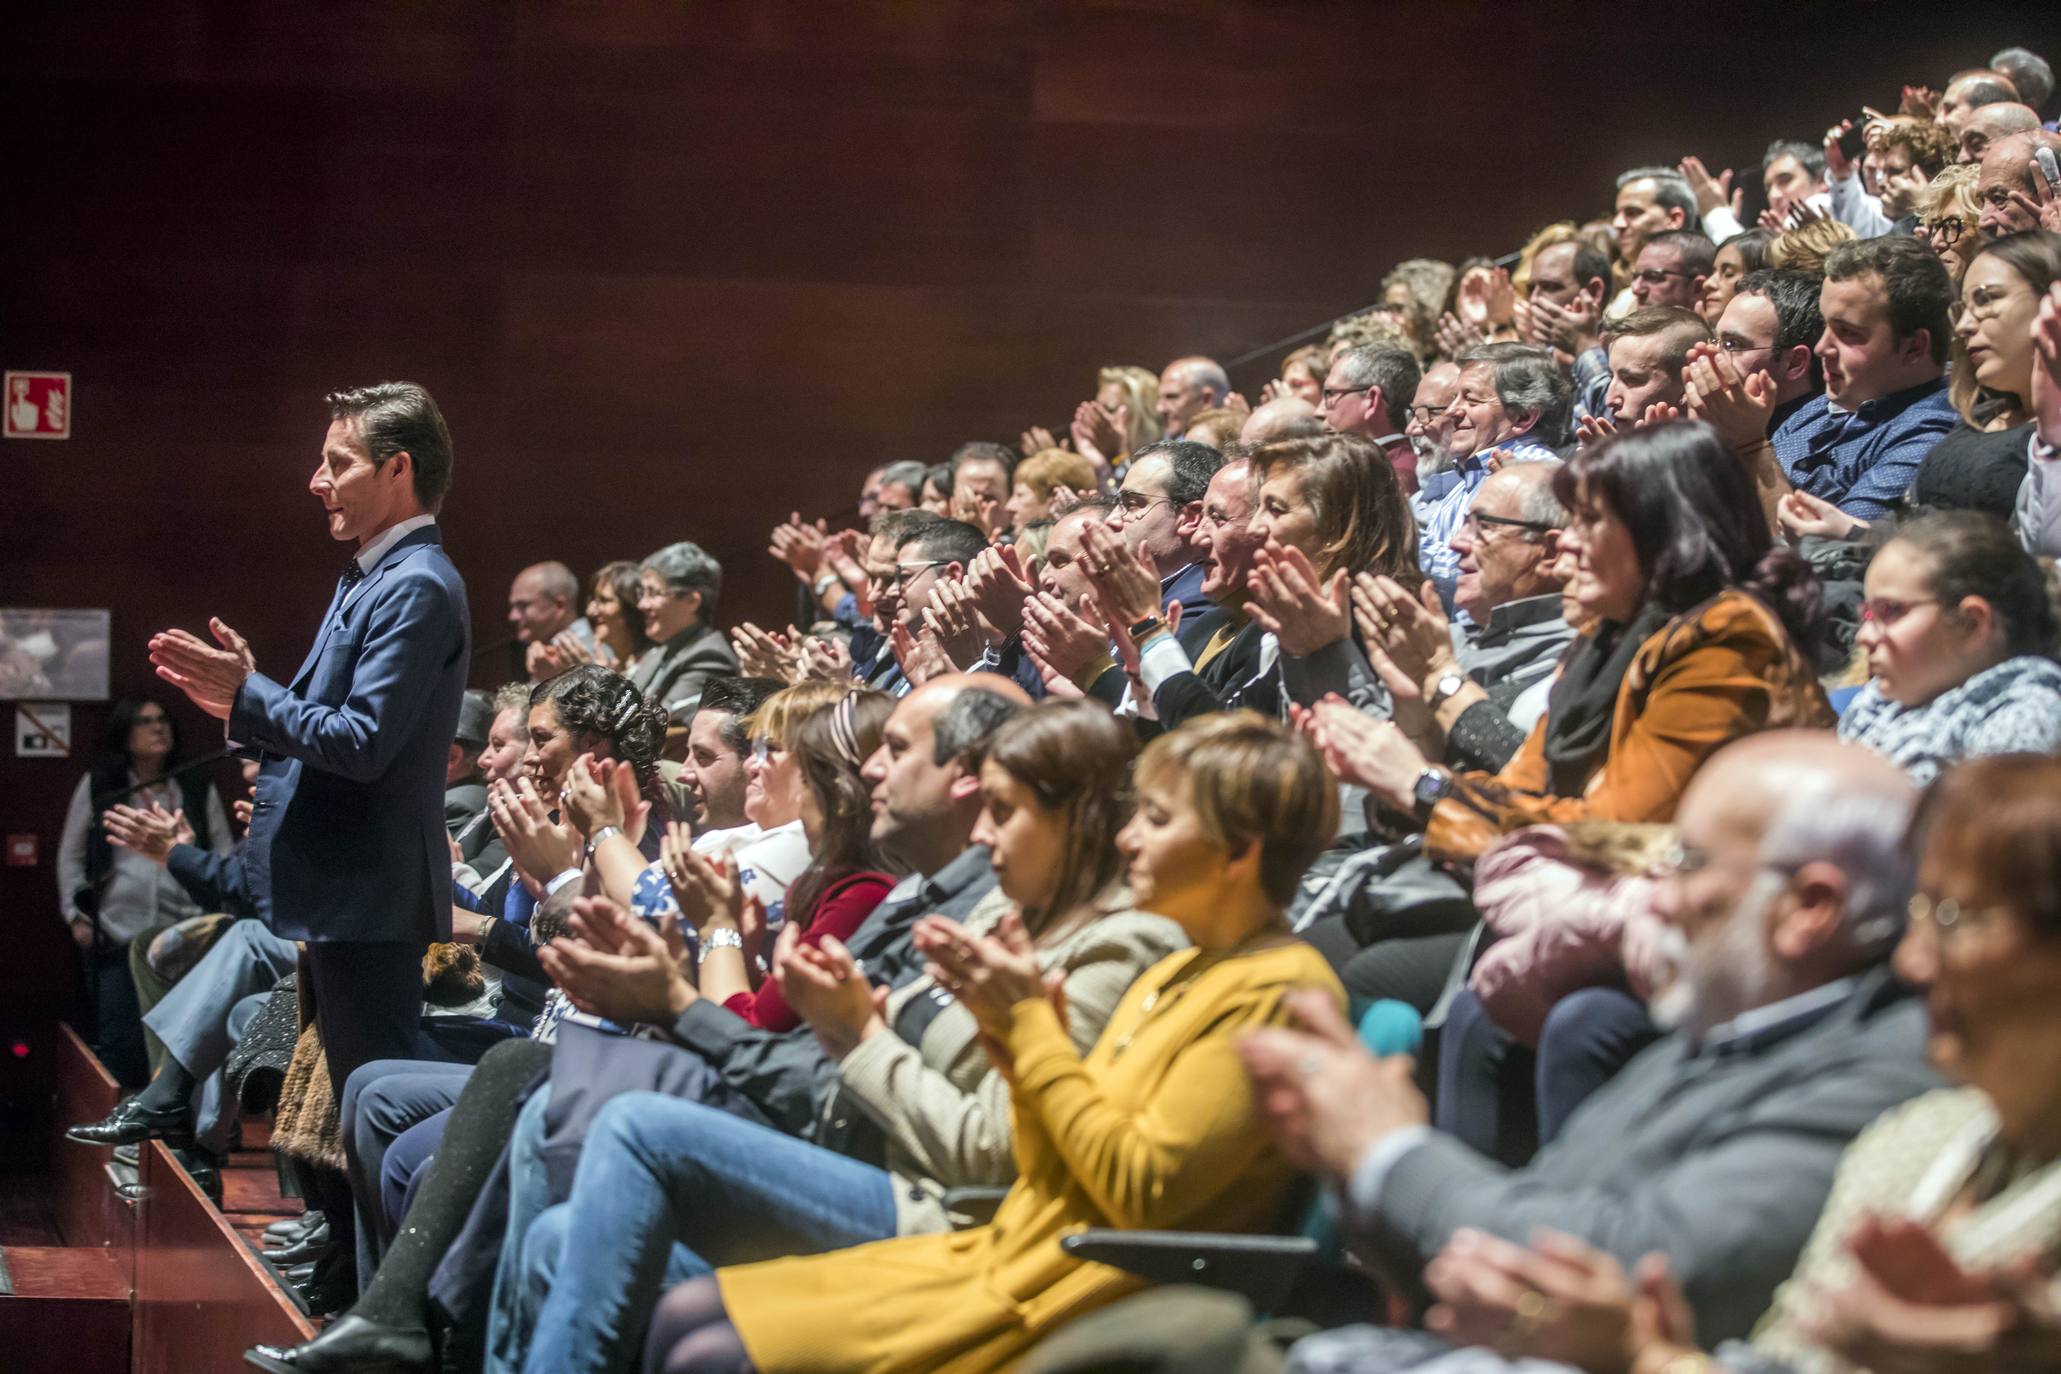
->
[229,524,470,944]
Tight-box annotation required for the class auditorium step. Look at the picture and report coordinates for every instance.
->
[0,1022,317,1374]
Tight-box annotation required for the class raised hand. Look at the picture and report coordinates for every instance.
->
[1352,574,1460,702]
[914,909,1061,1074]
[148,618,255,720]
[1575,412,1619,450]
[1638,401,1681,429]
[1074,519,1163,630]
[1020,590,1109,683]
[1436,311,1486,358]
[777,921,887,1057]
[2033,283,2061,452]
[1221,391,1252,417]
[103,803,188,865]
[1423,1229,1660,1372]
[1679,155,1741,221]
[1899,84,1939,118]
[797,634,853,682]
[921,573,995,666]
[730,622,803,682]
[1823,118,1856,181]
[1244,541,1350,656]
[561,753,647,843]
[768,512,830,581]
[1308,694,1429,812]
[1072,399,1125,460]
[659,822,742,931]
[1019,424,1058,455]
[1682,341,1777,452]
[965,543,1034,640]
[489,776,582,885]
[889,619,954,688]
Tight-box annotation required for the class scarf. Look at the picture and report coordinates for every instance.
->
[1540,602,1670,797]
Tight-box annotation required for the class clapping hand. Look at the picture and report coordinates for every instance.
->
[539,894,694,1023]
[769,513,830,582]
[1352,574,1459,743]
[965,544,1034,640]
[1683,341,1776,452]
[1245,541,1350,656]
[914,909,1061,1075]
[731,622,803,682]
[103,803,191,865]
[1239,987,1423,1180]
[1019,424,1060,456]
[1458,266,1517,329]
[1777,490,1865,543]
[1072,398,1126,463]
[659,822,742,931]
[1529,293,1602,360]
[561,753,648,844]
[777,921,889,1058]
[1305,693,1429,812]
[1575,413,1619,450]
[1422,1228,1693,1372]
[1075,520,1163,630]
[489,776,582,886]
[890,619,955,688]
[797,635,853,681]
[1020,589,1109,682]
[921,574,995,666]
[148,618,256,720]
[1436,311,1487,358]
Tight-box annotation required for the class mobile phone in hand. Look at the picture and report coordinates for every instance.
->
[2036,146,2060,197]
[1836,119,1869,163]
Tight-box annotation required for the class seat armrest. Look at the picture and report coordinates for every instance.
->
[1061,1230,1319,1309]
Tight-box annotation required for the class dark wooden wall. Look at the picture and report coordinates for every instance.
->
[2,1,2053,1023]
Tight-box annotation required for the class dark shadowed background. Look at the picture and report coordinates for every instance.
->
[3,0,2055,1022]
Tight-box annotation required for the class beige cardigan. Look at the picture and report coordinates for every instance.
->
[825,887,1189,1233]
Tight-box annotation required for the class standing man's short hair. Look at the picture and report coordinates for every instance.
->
[324,382,454,512]
[1616,166,1699,222]
[1991,47,2055,112]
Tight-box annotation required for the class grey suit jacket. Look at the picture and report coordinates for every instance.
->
[1353,968,1939,1343]
[629,622,740,724]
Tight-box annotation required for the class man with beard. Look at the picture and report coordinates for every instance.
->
[1243,732,1940,1349]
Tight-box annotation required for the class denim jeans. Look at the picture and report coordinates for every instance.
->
[482,1087,558,1374]
[500,1090,898,1374]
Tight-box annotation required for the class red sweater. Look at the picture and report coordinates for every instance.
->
[721,870,896,1032]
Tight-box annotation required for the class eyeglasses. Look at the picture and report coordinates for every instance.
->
[893,560,952,587]
[1961,286,2030,325]
[1922,217,1965,246]
[1718,336,1774,358]
[1907,892,2011,939]
[750,738,787,766]
[1633,267,1693,285]
[1859,597,1939,625]
[1115,490,1172,518]
[1461,512,1556,541]
[636,583,684,604]
[1321,385,1373,407]
[1407,402,1451,425]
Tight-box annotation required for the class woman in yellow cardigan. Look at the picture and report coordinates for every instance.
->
[642,712,1348,1374]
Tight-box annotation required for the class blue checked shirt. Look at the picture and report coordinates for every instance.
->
[1770,378,1958,520]
[1414,437,1563,611]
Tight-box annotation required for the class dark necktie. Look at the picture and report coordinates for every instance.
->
[340,559,366,592]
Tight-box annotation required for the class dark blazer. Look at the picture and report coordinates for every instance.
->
[1151,618,1279,729]
[229,524,470,945]
[165,840,259,920]
[631,622,740,724]
[446,779,488,850]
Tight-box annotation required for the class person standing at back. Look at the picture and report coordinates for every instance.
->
[141,381,470,1295]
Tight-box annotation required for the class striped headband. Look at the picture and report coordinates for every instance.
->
[828,691,864,768]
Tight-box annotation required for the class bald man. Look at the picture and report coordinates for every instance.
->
[506,560,594,677]
[1978,129,2061,237]
[1155,355,1230,438]
[1238,395,1321,445]
[1245,731,1939,1350]
[1939,69,2022,140]
[1957,101,2041,165]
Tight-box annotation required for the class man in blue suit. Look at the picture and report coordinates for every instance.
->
[140,382,470,1303]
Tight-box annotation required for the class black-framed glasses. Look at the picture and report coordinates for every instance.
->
[1461,512,1556,540]
[893,560,952,587]
[1718,336,1774,358]
[1922,217,1965,246]
[1321,385,1373,407]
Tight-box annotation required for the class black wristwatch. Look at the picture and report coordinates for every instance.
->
[1412,766,1454,822]
[1128,614,1165,640]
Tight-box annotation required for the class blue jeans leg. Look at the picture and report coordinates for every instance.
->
[1533,986,1660,1144]
[512,1092,898,1374]
[483,1086,557,1374]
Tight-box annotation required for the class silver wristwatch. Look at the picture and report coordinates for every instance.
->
[1428,671,1467,709]
[701,928,744,951]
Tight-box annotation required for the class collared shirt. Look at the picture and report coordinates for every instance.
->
[1771,378,1959,520]
[1572,345,1612,425]
[1456,594,1575,701]
[1415,438,1563,611]
[344,513,436,607]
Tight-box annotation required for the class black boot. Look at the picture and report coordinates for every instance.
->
[244,1316,433,1373]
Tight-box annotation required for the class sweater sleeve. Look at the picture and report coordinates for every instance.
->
[722,874,893,1031]
[1002,975,1326,1230]
[835,916,1186,1190]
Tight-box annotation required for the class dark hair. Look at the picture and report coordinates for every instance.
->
[985,701,1138,936]
[931,686,1024,768]
[1250,432,1419,581]
[1824,236,1956,364]
[695,676,785,756]
[785,690,897,926]
[1951,74,2022,110]
[1890,511,2061,659]
[590,560,652,654]
[1991,47,2054,112]
[1910,754,2061,939]
[1457,342,1575,447]
[1737,268,1826,353]
[1763,138,1826,182]
[876,460,928,500]
[905,517,989,569]
[950,441,1018,481]
[1605,306,1714,372]
[1878,121,1958,178]
[1333,344,1424,432]
[1569,239,1614,294]
[1643,229,1718,277]
[324,382,453,513]
[1127,439,1224,508]
[1554,420,1823,652]
[1723,228,1776,274]
[921,463,954,500]
[529,665,669,787]
[1954,232,2061,420]
[1616,166,1698,222]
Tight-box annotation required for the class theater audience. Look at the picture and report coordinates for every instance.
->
[1917,163,1984,282]
[496,701,1188,1371]
[1408,753,2061,1374]
[641,712,1344,1374]
[1697,227,1773,323]
[58,697,233,1084]
[1612,167,1697,281]
[1317,344,1423,491]
[1976,130,2061,237]
[1630,230,1717,311]
[508,562,594,680]
[630,543,739,724]
[1599,306,1713,428]
[1958,102,2042,167]
[1250,732,1938,1355]
[1104,439,1222,615]
[1939,69,2025,142]
[1154,356,1231,440]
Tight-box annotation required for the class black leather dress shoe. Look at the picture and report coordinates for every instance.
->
[66,1097,193,1147]
[286,1261,356,1320]
[265,1210,323,1243]
[260,1214,332,1266]
[245,1316,433,1373]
